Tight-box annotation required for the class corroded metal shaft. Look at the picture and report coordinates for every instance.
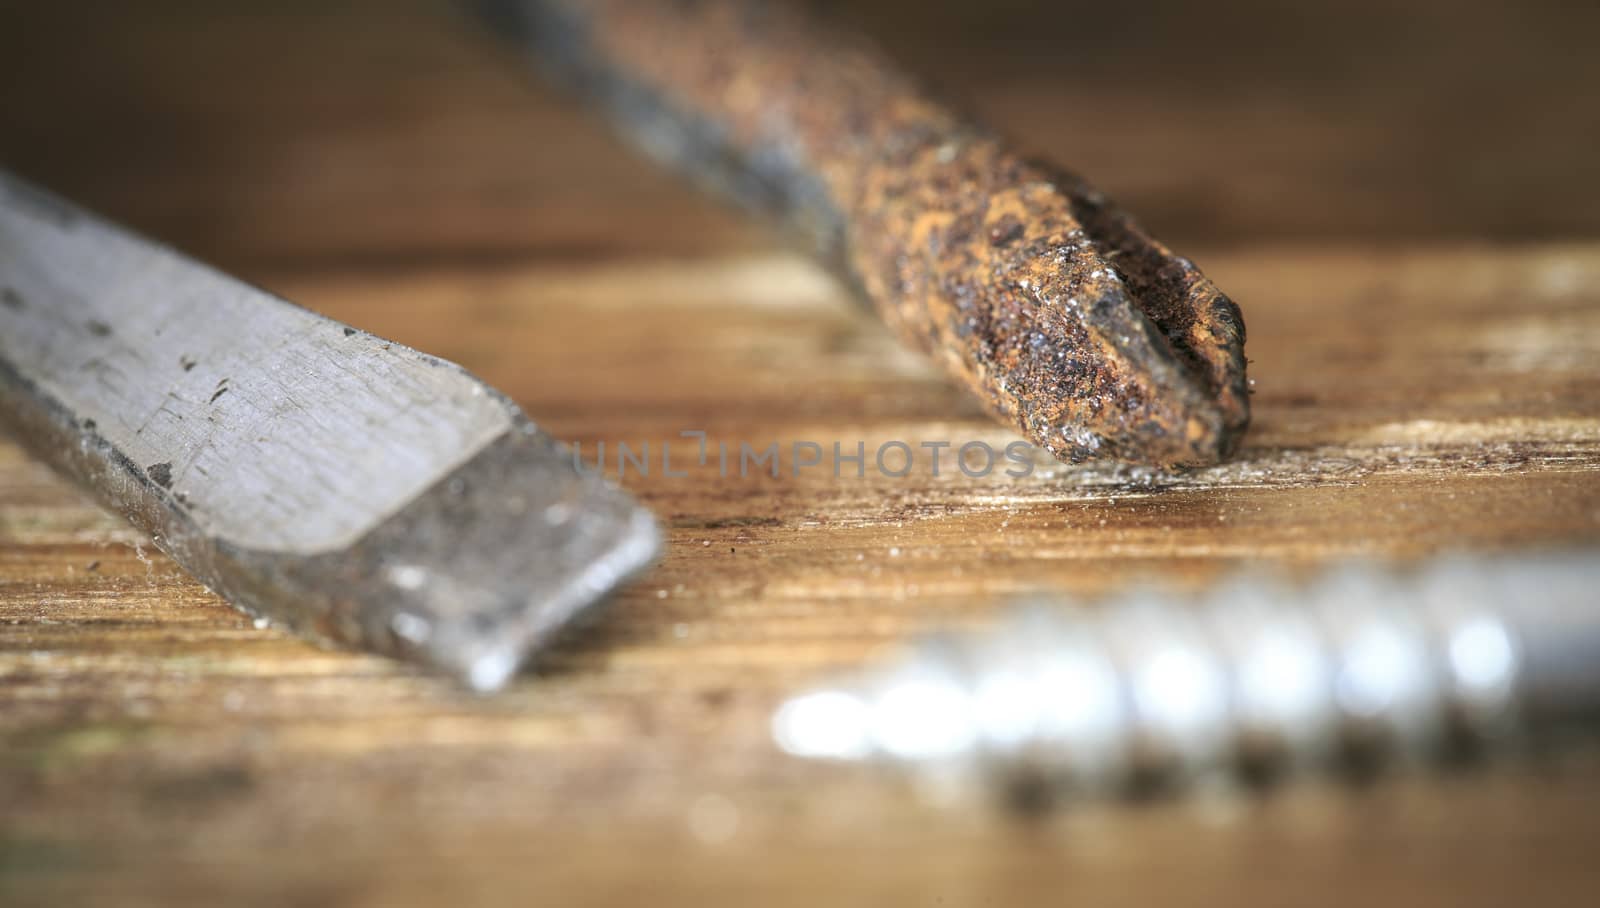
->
[486,0,1250,466]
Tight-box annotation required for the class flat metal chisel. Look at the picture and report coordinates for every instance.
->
[0,170,660,691]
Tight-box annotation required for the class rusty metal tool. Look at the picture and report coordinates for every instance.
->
[773,550,1600,807]
[0,170,660,691]
[483,0,1251,467]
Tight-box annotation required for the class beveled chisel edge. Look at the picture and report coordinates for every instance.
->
[264,414,665,692]
[0,348,662,691]
[0,167,661,691]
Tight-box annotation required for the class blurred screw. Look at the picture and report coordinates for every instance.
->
[774,551,1600,804]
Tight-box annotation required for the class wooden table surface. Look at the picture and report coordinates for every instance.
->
[3,1,1599,905]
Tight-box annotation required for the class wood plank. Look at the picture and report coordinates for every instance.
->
[3,241,1599,906]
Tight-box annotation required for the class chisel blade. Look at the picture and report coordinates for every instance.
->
[0,170,660,691]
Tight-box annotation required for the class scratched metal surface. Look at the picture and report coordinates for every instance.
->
[2,1,1600,906]
[0,172,512,553]
[0,174,661,690]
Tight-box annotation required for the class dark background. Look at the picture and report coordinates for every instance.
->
[3,0,1597,278]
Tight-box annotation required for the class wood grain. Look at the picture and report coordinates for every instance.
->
[2,1,1599,905]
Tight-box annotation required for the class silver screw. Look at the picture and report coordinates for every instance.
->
[773,550,1600,802]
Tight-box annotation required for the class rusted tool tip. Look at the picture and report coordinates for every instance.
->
[939,166,1251,467]
[849,139,1252,467]
[483,0,1251,468]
